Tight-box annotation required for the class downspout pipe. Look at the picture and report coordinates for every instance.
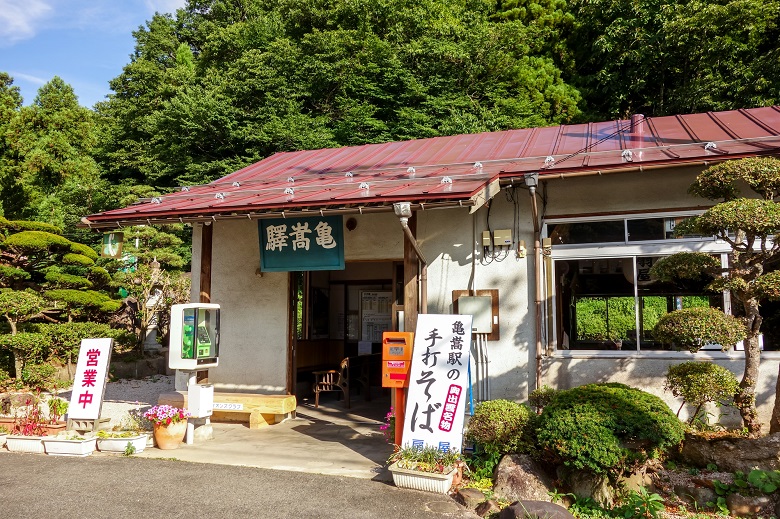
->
[394,202,428,314]
[524,174,544,391]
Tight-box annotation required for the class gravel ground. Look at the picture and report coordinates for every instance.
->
[57,375,176,430]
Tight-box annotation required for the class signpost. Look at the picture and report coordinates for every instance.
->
[401,314,472,452]
[67,338,113,431]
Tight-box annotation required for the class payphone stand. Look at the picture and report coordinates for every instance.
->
[382,332,414,446]
[182,371,214,444]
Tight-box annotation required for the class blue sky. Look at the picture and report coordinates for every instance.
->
[0,0,186,108]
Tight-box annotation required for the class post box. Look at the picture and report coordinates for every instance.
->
[382,332,414,388]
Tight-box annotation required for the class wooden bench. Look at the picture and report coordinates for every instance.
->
[158,392,297,429]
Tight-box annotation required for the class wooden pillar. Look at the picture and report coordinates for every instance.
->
[199,223,213,303]
[403,214,419,334]
[197,223,213,383]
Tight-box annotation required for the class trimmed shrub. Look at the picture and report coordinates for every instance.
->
[536,383,685,477]
[466,399,534,455]
[665,362,739,425]
[529,385,558,412]
[652,307,746,352]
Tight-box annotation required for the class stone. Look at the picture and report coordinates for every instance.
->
[499,500,576,519]
[680,433,780,473]
[617,467,653,493]
[493,454,555,503]
[475,500,501,517]
[673,484,717,508]
[562,469,614,508]
[726,493,772,517]
[456,487,487,509]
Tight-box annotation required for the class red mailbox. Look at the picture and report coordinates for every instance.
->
[382,332,414,388]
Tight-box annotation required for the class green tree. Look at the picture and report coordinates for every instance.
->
[2,77,111,235]
[97,0,581,188]
[565,0,780,118]
[650,157,780,436]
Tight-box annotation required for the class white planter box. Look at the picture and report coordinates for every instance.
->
[388,461,457,493]
[42,437,96,457]
[6,435,45,454]
[97,434,148,454]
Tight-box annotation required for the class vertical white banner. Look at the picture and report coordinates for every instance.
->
[68,338,113,420]
[402,314,472,452]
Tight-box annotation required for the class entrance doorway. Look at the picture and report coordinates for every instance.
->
[290,261,403,413]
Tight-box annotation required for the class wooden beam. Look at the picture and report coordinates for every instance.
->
[403,214,418,334]
[199,223,213,303]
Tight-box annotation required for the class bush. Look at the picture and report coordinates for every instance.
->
[466,399,534,455]
[536,383,685,477]
[665,362,739,426]
[652,307,746,352]
[20,363,58,390]
[529,385,558,412]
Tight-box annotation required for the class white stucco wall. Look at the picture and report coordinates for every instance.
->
[192,220,289,392]
[419,196,536,402]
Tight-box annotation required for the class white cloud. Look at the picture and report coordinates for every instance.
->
[0,0,53,46]
[8,71,47,85]
[144,0,186,15]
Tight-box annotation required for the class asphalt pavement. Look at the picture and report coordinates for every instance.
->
[0,452,479,518]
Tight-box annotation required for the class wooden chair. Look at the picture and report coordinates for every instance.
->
[312,358,350,408]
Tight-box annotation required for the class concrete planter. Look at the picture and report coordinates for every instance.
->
[97,434,148,454]
[6,435,44,454]
[388,461,457,493]
[42,436,96,457]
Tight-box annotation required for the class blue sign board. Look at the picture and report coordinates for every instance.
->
[258,215,345,272]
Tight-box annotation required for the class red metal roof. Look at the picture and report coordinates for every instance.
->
[84,106,780,227]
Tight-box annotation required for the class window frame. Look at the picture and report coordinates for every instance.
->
[543,210,741,357]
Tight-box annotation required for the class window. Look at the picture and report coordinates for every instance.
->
[546,211,730,353]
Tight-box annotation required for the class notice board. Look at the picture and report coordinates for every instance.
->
[360,291,392,342]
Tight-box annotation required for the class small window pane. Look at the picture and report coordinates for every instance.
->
[548,220,625,245]
[627,218,665,241]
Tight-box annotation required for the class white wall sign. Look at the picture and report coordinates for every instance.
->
[402,314,473,453]
[68,338,113,420]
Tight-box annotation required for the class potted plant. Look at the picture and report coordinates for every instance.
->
[5,396,46,453]
[42,396,68,435]
[143,404,190,450]
[96,430,149,454]
[42,430,96,457]
[387,444,463,493]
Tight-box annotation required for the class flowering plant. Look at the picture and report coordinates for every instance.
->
[379,407,395,444]
[143,405,190,426]
[387,444,462,474]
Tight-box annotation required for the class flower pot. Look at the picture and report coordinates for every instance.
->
[0,433,6,447]
[42,436,96,457]
[388,461,457,493]
[40,422,67,436]
[153,421,187,450]
[5,435,45,454]
[97,434,148,454]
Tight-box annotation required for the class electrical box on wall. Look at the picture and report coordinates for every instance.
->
[493,229,512,248]
[481,230,492,247]
[457,296,493,333]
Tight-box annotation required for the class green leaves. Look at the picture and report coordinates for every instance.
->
[652,307,746,352]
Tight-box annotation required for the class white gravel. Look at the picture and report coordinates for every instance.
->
[58,375,176,430]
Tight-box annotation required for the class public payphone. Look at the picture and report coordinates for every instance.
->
[169,303,220,370]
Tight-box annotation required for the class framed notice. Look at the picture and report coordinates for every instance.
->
[68,338,113,421]
[360,291,392,342]
[401,314,473,452]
